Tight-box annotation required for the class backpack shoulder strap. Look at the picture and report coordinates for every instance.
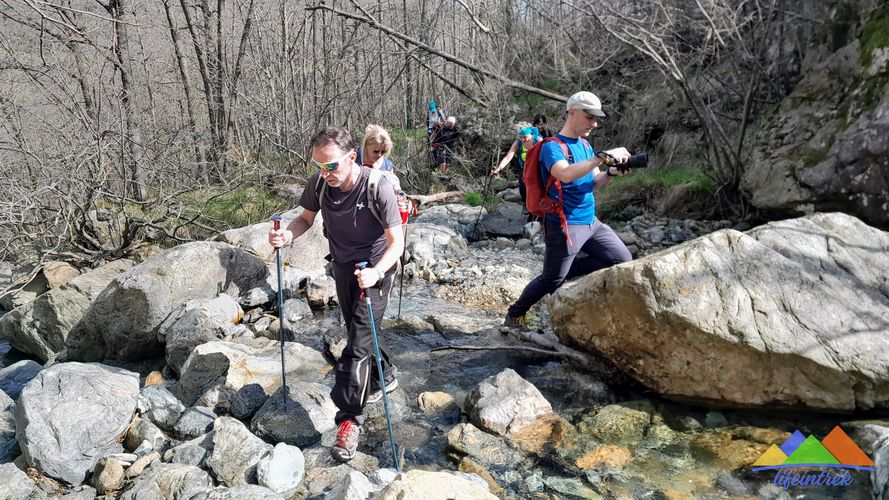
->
[365,168,387,228]
[315,173,327,207]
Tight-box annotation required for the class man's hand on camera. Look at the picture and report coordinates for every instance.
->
[268,228,293,248]
[604,147,631,163]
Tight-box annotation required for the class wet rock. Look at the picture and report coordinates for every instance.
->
[0,360,43,400]
[256,442,304,495]
[15,362,139,485]
[576,401,654,445]
[207,416,272,487]
[466,368,554,436]
[66,242,268,362]
[119,462,213,500]
[417,391,456,414]
[716,471,751,496]
[551,213,889,410]
[446,423,524,468]
[250,382,337,447]
[376,469,497,499]
[544,476,602,499]
[575,444,633,470]
[704,411,728,428]
[458,457,503,495]
[138,384,186,431]
[689,428,772,471]
[173,406,216,440]
[508,413,574,457]
[174,339,329,407]
[160,294,244,375]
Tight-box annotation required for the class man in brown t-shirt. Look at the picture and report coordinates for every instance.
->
[269,127,404,462]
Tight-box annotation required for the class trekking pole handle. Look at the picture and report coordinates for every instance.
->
[272,215,281,231]
[355,261,368,300]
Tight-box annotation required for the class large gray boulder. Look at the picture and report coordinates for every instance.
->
[0,462,46,499]
[15,362,140,485]
[174,339,329,407]
[0,260,133,362]
[743,30,889,227]
[216,208,329,272]
[65,242,268,362]
[550,213,889,411]
[413,204,487,238]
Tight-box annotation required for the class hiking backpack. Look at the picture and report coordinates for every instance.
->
[314,167,398,228]
[522,136,591,242]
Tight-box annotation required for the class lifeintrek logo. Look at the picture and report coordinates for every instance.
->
[752,426,874,490]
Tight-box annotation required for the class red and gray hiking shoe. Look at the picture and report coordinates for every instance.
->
[331,418,360,462]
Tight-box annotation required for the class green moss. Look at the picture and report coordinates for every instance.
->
[860,5,889,67]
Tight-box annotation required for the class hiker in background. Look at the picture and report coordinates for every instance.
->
[427,101,445,167]
[426,101,445,140]
[357,124,394,172]
[532,114,552,139]
[268,127,403,462]
[503,92,634,329]
[432,116,461,175]
[491,123,541,214]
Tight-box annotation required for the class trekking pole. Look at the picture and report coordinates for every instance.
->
[471,170,494,240]
[272,216,287,410]
[355,261,401,472]
[396,199,410,319]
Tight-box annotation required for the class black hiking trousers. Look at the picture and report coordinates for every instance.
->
[331,260,397,425]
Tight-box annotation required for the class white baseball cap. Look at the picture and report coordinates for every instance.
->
[567,91,606,118]
[446,116,456,124]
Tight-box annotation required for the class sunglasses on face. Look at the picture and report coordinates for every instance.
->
[370,149,386,155]
[312,150,353,172]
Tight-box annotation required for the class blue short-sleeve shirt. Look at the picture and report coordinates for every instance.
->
[540,134,596,224]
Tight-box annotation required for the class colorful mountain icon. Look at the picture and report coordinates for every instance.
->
[783,435,840,465]
[752,444,789,467]
[780,430,806,456]
[821,426,874,467]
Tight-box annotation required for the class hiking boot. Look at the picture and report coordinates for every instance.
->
[503,314,528,329]
[367,378,399,404]
[331,418,360,462]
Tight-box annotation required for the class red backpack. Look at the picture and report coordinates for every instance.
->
[523,136,588,243]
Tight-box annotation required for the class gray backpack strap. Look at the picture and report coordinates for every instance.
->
[366,168,385,228]
[315,173,327,207]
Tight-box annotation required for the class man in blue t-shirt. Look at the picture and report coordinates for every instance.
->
[504,91,635,328]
